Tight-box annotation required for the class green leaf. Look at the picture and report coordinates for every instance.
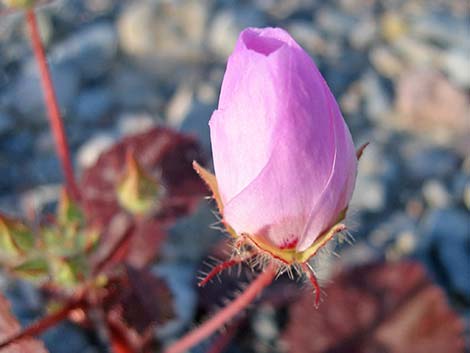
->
[12,258,49,281]
[0,215,35,257]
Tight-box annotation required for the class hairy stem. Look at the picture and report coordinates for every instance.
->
[164,264,277,353]
[26,8,79,200]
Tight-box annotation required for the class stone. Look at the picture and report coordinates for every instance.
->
[11,62,80,120]
[315,7,357,38]
[179,100,214,154]
[48,22,117,80]
[369,46,404,78]
[153,263,197,341]
[349,17,377,49]
[442,48,470,88]
[74,86,113,122]
[76,132,115,170]
[402,144,459,181]
[362,70,392,124]
[395,68,470,144]
[350,176,387,213]
[208,7,266,60]
[116,111,156,136]
[420,208,470,298]
[254,0,317,19]
[380,12,408,42]
[0,111,13,134]
[422,180,452,208]
[118,0,208,75]
[288,22,326,58]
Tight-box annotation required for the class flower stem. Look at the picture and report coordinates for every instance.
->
[25,8,79,200]
[164,264,277,353]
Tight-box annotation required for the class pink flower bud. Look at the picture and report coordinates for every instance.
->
[209,27,357,257]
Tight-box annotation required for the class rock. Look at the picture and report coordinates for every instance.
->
[351,176,387,213]
[411,14,470,48]
[369,212,418,250]
[74,86,113,122]
[0,111,13,134]
[315,7,357,38]
[288,22,326,58]
[402,143,459,181]
[362,71,392,124]
[28,155,62,185]
[110,68,162,110]
[0,129,34,156]
[118,0,208,75]
[442,48,470,88]
[48,22,117,80]
[153,263,197,341]
[380,12,408,42]
[254,0,317,19]
[11,62,80,120]
[76,132,115,170]
[395,68,470,144]
[208,7,265,60]
[43,322,98,353]
[420,208,470,299]
[422,180,452,208]
[179,100,214,154]
[116,111,157,136]
[349,17,377,49]
[393,37,441,66]
[19,184,61,216]
[369,46,404,78]
[166,84,194,128]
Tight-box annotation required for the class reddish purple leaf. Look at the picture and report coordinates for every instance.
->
[283,261,465,353]
[80,127,206,269]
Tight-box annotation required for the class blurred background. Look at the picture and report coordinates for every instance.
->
[0,0,469,352]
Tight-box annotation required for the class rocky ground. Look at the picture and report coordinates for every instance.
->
[0,0,469,352]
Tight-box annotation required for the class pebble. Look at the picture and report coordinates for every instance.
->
[74,86,114,122]
[395,68,470,144]
[208,7,266,60]
[153,263,197,341]
[402,143,460,181]
[0,110,13,134]
[48,22,118,80]
[422,180,452,208]
[442,48,470,88]
[76,132,116,170]
[11,62,80,120]
[116,111,157,136]
[420,208,470,298]
[118,0,208,74]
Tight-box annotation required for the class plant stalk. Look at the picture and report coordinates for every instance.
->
[164,264,277,353]
[26,8,79,200]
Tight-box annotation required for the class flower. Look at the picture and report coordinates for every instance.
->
[195,27,360,267]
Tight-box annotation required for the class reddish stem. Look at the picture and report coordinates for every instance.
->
[164,264,277,353]
[25,8,79,200]
[0,295,85,349]
[198,253,255,287]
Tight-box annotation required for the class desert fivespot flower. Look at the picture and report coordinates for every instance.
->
[194,27,364,306]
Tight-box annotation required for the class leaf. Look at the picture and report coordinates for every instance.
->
[102,267,174,351]
[11,258,49,281]
[0,292,49,353]
[282,261,466,353]
[0,214,35,257]
[80,127,207,269]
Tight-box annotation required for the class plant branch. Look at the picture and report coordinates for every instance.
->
[164,263,277,353]
[0,293,85,349]
[25,8,79,200]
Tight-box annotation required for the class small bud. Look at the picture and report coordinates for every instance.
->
[0,214,34,257]
[116,151,164,216]
[57,188,83,227]
[50,255,88,288]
